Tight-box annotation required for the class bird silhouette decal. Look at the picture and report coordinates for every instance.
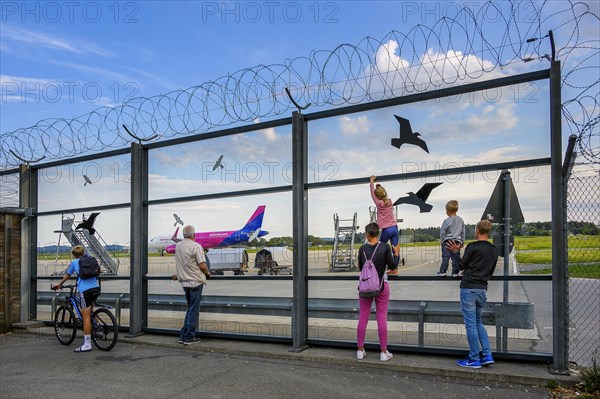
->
[393,183,443,213]
[391,115,429,153]
[248,227,261,242]
[213,155,224,171]
[173,213,184,227]
[75,212,100,235]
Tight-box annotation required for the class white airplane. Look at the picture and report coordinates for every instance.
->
[148,206,268,256]
[148,227,181,256]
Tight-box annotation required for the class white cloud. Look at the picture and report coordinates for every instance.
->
[124,67,180,91]
[426,102,519,142]
[153,151,195,166]
[473,145,529,163]
[1,26,116,58]
[251,118,284,143]
[0,74,55,86]
[365,41,509,102]
[260,127,278,141]
[464,103,518,131]
[48,61,134,84]
[338,115,370,135]
[375,40,410,73]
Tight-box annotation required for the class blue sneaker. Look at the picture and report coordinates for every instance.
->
[456,358,481,369]
[480,354,494,366]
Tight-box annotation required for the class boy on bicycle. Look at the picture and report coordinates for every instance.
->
[52,245,101,352]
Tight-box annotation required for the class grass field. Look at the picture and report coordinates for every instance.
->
[515,235,599,250]
[522,263,600,279]
[516,248,600,264]
[515,235,600,279]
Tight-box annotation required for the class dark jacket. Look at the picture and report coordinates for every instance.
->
[459,240,498,290]
[358,241,395,284]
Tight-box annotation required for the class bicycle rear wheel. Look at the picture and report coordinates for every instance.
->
[54,305,77,345]
[91,308,118,351]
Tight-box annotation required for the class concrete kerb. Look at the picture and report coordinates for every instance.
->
[11,326,579,388]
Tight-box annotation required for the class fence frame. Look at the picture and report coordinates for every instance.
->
[5,65,572,371]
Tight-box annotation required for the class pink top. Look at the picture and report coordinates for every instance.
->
[370,183,396,229]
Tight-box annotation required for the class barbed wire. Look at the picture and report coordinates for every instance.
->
[0,0,598,172]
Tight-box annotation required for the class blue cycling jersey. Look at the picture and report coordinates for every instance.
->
[67,258,99,292]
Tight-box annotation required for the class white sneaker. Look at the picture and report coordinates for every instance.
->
[74,345,92,353]
[380,350,393,362]
[356,349,366,360]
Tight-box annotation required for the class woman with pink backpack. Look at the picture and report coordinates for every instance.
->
[356,222,396,362]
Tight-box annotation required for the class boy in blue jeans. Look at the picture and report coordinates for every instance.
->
[446,219,498,368]
[437,200,465,277]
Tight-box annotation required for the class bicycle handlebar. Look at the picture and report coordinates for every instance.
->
[51,283,77,291]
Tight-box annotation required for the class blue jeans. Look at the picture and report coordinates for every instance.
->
[460,288,491,362]
[439,242,461,274]
[180,284,203,342]
[380,225,399,269]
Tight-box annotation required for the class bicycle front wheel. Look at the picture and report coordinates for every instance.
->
[91,308,118,351]
[54,305,77,345]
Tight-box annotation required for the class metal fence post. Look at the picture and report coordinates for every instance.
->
[561,134,577,369]
[128,142,148,337]
[291,111,308,352]
[550,60,569,374]
[19,164,37,322]
[502,170,511,352]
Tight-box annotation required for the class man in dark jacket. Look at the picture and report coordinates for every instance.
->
[446,219,498,369]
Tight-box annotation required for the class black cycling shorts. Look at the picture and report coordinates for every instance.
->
[80,287,101,308]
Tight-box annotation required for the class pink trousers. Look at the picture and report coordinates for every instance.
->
[356,282,390,349]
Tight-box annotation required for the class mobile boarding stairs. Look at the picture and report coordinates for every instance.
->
[54,213,120,276]
[329,213,358,272]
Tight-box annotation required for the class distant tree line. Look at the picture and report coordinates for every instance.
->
[38,221,598,253]
[245,221,599,247]
[519,221,600,236]
[397,221,599,242]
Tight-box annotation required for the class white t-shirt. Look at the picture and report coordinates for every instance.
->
[174,238,206,288]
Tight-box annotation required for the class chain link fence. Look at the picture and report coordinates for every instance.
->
[567,173,600,368]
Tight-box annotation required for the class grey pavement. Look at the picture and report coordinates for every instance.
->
[1,326,579,399]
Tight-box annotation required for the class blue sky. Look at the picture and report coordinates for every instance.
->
[1,1,598,245]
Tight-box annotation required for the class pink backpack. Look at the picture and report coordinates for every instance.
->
[358,242,383,298]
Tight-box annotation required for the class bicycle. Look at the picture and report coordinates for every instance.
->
[52,284,118,351]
